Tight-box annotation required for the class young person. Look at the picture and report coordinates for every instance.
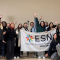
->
[30,22,37,58]
[22,22,29,57]
[6,23,17,59]
[56,24,60,41]
[34,13,46,59]
[14,23,22,58]
[47,22,56,31]
[2,21,7,59]
[0,18,5,56]
[45,33,58,60]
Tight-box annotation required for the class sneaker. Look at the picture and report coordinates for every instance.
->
[14,56,16,58]
[43,56,45,59]
[38,56,41,59]
[17,56,19,58]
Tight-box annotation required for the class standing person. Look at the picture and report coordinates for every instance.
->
[22,22,29,57]
[6,23,17,59]
[45,33,58,60]
[47,22,56,31]
[2,21,7,59]
[14,23,22,58]
[0,18,6,56]
[45,22,48,30]
[56,24,60,41]
[34,13,46,59]
[30,22,37,58]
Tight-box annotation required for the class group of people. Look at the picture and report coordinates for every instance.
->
[0,13,60,60]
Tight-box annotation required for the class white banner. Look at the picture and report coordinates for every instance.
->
[21,29,56,52]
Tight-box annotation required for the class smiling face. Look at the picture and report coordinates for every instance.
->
[41,21,44,27]
[30,22,34,27]
[11,23,15,28]
[53,34,57,40]
[2,22,6,27]
[50,23,53,28]
[24,23,27,28]
[19,24,22,28]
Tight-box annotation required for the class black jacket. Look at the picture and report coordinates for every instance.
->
[7,27,17,41]
[48,40,58,56]
[0,28,4,40]
[3,26,8,42]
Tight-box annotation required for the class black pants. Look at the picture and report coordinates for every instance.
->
[0,40,2,55]
[6,40,14,59]
[14,38,20,57]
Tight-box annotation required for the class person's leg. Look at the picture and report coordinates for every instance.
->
[14,46,17,58]
[33,52,37,58]
[16,38,18,57]
[6,40,11,59]
[17,47,20,58]
[51,52,58,60]
[11,40,14,59]
[40,52,45,58]
[38,52,41,58]
[0,40,2,55]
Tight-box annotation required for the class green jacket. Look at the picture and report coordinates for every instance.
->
[35,17,46,32]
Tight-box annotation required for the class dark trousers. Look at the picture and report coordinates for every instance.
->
[6,40,14,59]
[0,40,2,55]
[14,38,20,57]
[2,42,6,57]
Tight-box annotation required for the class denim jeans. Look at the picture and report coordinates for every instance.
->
[2,42,5,57]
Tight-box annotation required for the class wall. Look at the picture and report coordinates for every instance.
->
[0,0,60,29]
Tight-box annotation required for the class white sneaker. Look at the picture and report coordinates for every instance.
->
[43,56,45,59]
[38,56,41,59]
[17,56,19,58]
[14,56,16,58]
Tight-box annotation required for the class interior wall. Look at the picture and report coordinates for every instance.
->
[0,0,60,29]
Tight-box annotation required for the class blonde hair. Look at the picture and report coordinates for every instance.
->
[0,23,3,29]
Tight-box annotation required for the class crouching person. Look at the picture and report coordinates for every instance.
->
[45,33,58,60]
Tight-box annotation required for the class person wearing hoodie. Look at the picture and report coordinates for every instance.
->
[6,23,17,59]
[2,21,7,59]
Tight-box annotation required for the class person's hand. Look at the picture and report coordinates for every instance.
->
[0,15,3,18]
[3,31,6,35]
[16,33,18,35]
[56,21,58,25]
[34,13,37,17]
[27,20,29,23]
[55,26,57,29]
[2,40,6,44]
[45,54,48,57]
[14,22,17,24]
[40,16,42,19]
[45,31,47,33]
[51,28,54,30]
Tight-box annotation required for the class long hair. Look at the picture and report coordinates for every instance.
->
[9,23,15,32]
[40,21,45,28]
[52,33,57,42]
[49,22,54,30]
[2,21,7,27]
[16,23,22,32]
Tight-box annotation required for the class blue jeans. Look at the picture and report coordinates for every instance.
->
[2,42,5,57]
